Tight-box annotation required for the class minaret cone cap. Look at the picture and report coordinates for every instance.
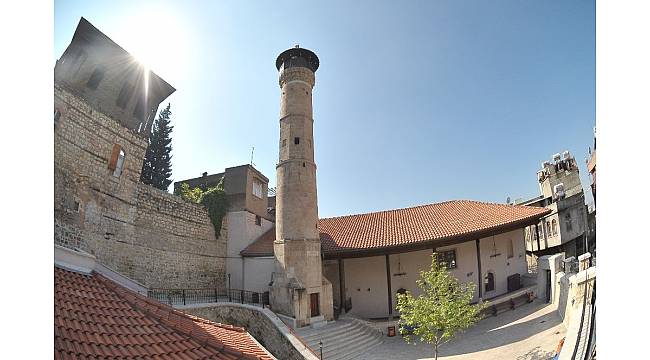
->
[276,47,319,72]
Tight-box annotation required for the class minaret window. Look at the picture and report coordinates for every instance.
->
[294,137,300,145]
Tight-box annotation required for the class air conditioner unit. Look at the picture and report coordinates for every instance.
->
[553,153,562,162]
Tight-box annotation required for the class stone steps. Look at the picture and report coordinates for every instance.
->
[296,318,383,360]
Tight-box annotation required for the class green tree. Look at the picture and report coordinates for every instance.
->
[141,103,174,190]
[174,180,229,235]
[175,182,203,203]
[396,253,487,360]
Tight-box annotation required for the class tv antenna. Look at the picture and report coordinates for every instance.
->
[250,146,255,167]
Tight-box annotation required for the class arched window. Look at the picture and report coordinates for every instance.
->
[546,221,551,237]
[552,219,558,236]
[114,149,125,177]
[108,144,126,178]
[484,272,495,293]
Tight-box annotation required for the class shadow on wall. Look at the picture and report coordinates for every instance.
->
[435,301,562,357]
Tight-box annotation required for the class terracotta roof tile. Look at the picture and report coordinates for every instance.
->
[55,266,274,359]
[241,200,550,257]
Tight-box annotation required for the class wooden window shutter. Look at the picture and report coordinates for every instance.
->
[108,144,121,171]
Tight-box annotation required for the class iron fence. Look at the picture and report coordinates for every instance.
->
[148,287,269,307]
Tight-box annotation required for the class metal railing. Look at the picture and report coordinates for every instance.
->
[148,288,269,307]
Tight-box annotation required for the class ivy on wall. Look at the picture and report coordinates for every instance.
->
[175,180,229,235]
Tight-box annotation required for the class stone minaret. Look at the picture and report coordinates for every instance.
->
[270,46,333,327]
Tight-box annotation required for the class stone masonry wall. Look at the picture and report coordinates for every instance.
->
[183,304,318,360]
[54,84,226,289]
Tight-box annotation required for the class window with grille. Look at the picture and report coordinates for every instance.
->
[484,272,495,292]
[437,250,457,269]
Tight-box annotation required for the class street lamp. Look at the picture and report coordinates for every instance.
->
[318,340,323,359]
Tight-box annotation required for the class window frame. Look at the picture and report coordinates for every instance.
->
[437,249,457,270]
[252,179,263,199]
[113,149,126,177]
[507,238,514,259]
[86,67,105,90]
[484,272,495,293]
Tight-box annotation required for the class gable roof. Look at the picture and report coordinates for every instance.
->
[54,266,273,359]
[241,200,550,258]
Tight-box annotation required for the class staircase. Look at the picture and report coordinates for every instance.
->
[295,318,383,360]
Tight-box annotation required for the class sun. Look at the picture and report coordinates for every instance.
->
[113,4,189,82]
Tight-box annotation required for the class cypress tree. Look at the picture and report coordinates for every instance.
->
[141,103,174,190]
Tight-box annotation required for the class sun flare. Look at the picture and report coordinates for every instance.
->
[114,4,189,82]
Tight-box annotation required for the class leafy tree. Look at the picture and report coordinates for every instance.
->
[141,103,174,190]
[396,253,487,360]
[174,180,229,235]
[175,182,203,203]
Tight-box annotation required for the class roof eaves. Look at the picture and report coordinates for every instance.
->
[322,209,550,259]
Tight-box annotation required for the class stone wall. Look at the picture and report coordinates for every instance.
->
[54,85,226,289]
[182,303,318,360]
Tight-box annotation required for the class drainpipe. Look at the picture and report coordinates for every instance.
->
[476,239,483,300]
[385,254,393,321]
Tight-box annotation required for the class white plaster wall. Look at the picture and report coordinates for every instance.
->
[227,211,274,256]
[339,229,529,319]
[436,241,480,302]
[479,229,528,300]
[226,211,274,289]
[343,255,389,319]
[242,257,275,293]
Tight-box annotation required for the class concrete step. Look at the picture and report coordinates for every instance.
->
[324,330,383,360]
[299,321,355,341]
[305,322,370,349]
[296,319,383,360]
[337,338,384,360]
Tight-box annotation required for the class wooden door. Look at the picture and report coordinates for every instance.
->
[310,293,320,317]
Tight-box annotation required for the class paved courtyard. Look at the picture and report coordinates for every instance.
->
[357,301,566,360]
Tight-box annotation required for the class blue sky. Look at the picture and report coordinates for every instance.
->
[54,0,595,218]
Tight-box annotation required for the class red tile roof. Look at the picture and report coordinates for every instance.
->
[54,266,273,359]
[241,200,550,257]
